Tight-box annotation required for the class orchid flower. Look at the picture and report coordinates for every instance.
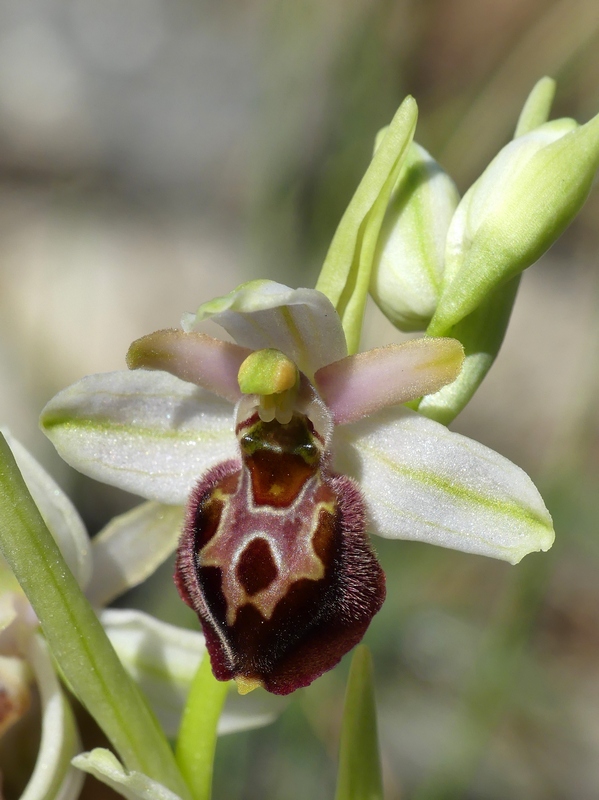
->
[0,430,283,799]
[40,280,554,697]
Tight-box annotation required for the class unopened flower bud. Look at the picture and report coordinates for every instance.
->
[370,143,459,331]
[429,112,599,335]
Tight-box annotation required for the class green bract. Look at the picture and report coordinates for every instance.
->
[370,142,459,332]
[315,96,418,353]
[335,646,383,800]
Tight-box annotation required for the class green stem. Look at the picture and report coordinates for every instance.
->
[0,434,190,799]
[175,653,229,800]
[335,646,384,800]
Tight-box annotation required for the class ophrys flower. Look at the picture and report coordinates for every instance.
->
[41,281,554,695]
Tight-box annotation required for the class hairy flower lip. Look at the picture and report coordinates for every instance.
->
[174,401,386,695]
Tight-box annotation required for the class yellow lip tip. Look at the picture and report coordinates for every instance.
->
[234,675,263,695]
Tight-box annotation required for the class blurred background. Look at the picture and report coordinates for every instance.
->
[1,0,599,797]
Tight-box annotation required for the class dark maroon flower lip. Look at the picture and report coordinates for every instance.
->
[175,411,385,695]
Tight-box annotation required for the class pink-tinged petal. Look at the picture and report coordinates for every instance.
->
[40,370,237,505]
[182,280,348,378]
[127,329,251,404]
[334,406,554,564]
[314,338,464,425]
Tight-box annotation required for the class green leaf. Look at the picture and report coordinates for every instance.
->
[0,434,190,799]
[335,646,383,800]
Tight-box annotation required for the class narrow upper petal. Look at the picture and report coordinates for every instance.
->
[3,430,92,590]
[182,280,348,378]
[314,337,464,425]
[88,502,185,607]
[40,370,238,505]
[334,407,554,564]
[127,329,251,404]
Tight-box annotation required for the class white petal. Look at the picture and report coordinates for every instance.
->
[101,609,205,738]
[72,749,182,800]
[182,280,347,378]
[100,609,286,737]
[334,408,554,564]
[41,370,238,505]
[314,338,464,425]
[88,503,184,607]
[3,431,92,589]
[21,634,84,800]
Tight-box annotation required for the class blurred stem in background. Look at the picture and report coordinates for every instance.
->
[335,647,383,800]
[412,552,554,800]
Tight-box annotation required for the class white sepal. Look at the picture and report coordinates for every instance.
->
[21,634,84,800]
[72,749,182,800]
[3,431,91,589]
[100,608,206,738]
[88,503,184,607]
[182,280,347,378]
[40,370,237,505]
[100,609,287,737]
[334,407,554,564]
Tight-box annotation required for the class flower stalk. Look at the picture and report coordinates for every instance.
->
[175,653,230,800]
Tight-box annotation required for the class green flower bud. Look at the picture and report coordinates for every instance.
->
[370,143,459,332]
[428,111,599,336]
